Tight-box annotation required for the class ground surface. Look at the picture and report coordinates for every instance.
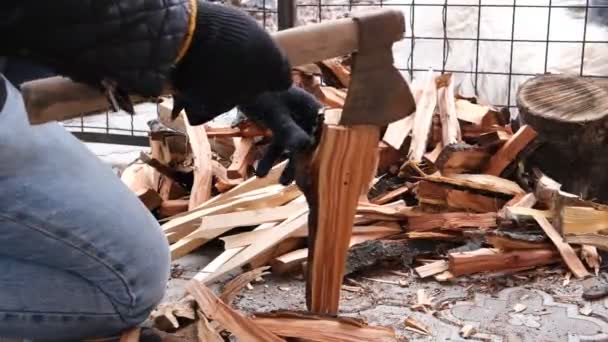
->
[156,242,608,342]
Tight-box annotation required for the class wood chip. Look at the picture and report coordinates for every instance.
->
[404,317,432,336]
[197,314,223,342]
[460,325,476,338]
[220,266,270,305]
[513,303,527,313]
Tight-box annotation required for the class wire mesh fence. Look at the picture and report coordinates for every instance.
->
[62,0,608,145]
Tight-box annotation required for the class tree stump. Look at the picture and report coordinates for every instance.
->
[516,74,608,202]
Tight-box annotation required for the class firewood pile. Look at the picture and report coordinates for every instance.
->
[119,60,607,340]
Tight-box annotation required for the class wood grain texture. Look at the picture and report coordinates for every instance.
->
[484,125,538,176]
[306,123,380,315]
[449,248,560,277]
[186,281,285,342]
[184,113,213,210]
[408,70,438,162]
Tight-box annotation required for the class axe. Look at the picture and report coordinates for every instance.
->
[21,8,415,128]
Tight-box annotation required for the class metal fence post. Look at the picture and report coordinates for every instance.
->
[278,0,296,30]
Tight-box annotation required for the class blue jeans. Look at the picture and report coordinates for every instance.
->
[0,77,170,341]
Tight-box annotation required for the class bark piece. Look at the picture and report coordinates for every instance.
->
[435,142,491,174]
[486,232,552,251]
[186,281,285,342]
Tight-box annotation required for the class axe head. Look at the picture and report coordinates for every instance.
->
[339,9,416,126]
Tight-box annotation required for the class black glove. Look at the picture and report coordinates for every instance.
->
[238,85,322,185]
[170,1,293,125]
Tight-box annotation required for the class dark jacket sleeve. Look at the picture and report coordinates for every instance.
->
[0,0,193,97]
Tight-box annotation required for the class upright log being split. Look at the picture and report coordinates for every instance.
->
[296,109,380,315]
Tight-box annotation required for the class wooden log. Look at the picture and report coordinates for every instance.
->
[518,75,608,201]
[446,189,507,213]
[483,125,538,176]
[227,137,256,180]
[434,143,491,174]
[448,248,561,277]
[251,311,398,342]
[299,117,380,315]
[186,281,285,342]
[436,73,461,146]
[409,69,438,162]
[408,212,497,231]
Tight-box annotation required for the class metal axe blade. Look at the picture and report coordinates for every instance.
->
[339,9,416,127]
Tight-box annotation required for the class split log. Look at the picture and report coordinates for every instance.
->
[193,211,308,284]
[251,311,398,342]
[186,281,285,342]
[477,130,511,148]
[486,232,552,251]
[560,205,608,251]
[407,212,497,231]
[534,215,590,278]
[120,163,162,210]
[162,161,287,236]
[455,99,497,125]
[448,248,561,277]
[212,160,242,192]
[186,200,307,240]
[416,180,509,213]
[483,125,537,176]
[297,110,380,315]
[409,69,438,162]
[436,73,461,146]
[184,113,213,210]
[371,185,410,205]
[434,143,491,174]
[421,173,525,196]
[517,74,608,201]
[247,237,307,270]
[382,115,413,150]
[405,231,463,240]
[170,185,302,260]
[227,137,255,180]
[415,260,449,278]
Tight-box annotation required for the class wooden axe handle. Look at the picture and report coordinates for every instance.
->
[21,9,403,125]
